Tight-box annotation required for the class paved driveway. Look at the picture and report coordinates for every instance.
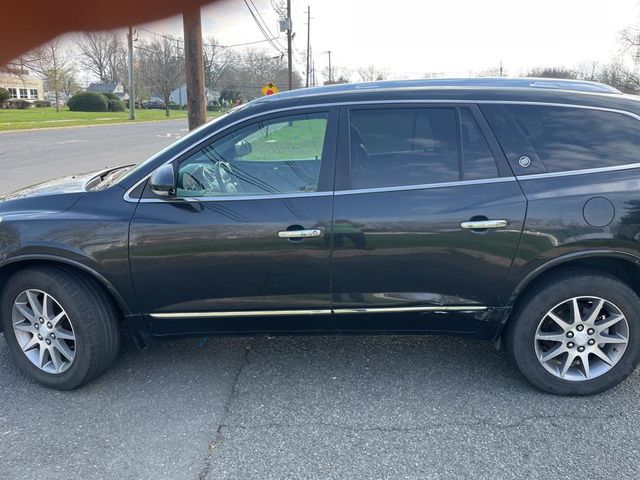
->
[0,123,639,479]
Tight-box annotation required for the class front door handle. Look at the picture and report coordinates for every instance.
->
[460,219,507,230]
[278,228,323,239]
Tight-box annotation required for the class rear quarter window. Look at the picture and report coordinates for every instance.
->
[482,104,640,174]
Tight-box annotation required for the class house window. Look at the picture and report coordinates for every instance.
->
[19,88,28,99]
[8,88,17,98]
[29,89,38,99]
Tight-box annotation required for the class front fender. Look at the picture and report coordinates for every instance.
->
[0,253,135,317]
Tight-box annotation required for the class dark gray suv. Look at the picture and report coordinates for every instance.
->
[1,78,640,395]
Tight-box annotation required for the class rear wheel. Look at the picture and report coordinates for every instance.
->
[505,271,640,395]
[1,266,120,390]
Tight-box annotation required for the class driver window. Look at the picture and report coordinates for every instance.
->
[176,112,329,197]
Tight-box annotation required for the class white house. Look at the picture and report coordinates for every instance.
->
[168,85,220,107]
[86,82,129,102]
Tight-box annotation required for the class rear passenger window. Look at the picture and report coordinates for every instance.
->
[483,104,640,174]
[461,109,498,180]
[349,108,459,188]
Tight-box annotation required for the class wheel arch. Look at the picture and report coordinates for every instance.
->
[0,255,133,333]
[498,250,640,337]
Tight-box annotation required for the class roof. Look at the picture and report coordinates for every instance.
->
[255,77,622,105]
[86,82,118,93]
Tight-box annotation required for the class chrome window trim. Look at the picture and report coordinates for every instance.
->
[123,99,640,203]
[516,161,640,181]
[334,177,516,197]
[150,305,488,319]
[137,191,334,203]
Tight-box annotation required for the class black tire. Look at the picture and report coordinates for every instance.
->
[1,266,120,390]
[505,270,640,395]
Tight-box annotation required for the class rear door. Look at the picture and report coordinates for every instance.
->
[330,103,527,334]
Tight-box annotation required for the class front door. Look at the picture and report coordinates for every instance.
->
[331,104,527,334]
[129,108,337,334]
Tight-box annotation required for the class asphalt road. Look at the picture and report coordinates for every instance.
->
[0,120,188,195]
[1,123,640,479]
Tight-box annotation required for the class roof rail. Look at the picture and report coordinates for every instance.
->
[258,77,621,102]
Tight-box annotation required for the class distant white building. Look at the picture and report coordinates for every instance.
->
[86,82,129,102]
[169,85,220,107]
[0,67,44,104]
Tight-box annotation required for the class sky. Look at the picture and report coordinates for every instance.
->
[139,0,640,80]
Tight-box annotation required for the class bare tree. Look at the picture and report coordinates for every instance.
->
[575,61,601,81]
[620,27,640,61]
[357,65,389,82]
[321,65,351,84]
[137,37,184,116]
[60,70,81,99]
[593,59,639,93]
[526,66,577,79]
[473,67,503,77]
[217,48,301,100]
[525,60,639,94]
[131,61,150,107]
[77,31,126,83]
[203,37,235,92]
[21,38,73,112]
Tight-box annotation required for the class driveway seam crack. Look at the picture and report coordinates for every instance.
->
[198,341,252,480]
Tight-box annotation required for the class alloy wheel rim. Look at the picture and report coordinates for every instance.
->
[12,289,76,374]
[534,296,629,381]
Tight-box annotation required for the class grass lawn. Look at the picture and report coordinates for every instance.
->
[243,116,327,161]
[0,106,192,132]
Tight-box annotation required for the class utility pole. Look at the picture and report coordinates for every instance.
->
[322,50,332,83]
[127,26,135,120]
[305,6,311,88]
[499,60,503,77]
[312,57,316,86]
[286,0,293,90]
[176,38,182,107]
[183,7,207,130]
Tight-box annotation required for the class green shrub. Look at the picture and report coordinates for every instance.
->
[68,92,108,112]
[101,92,119,102]
[168,103,182,110]
[6,99,31,109]
[107,98,126,112]
[33,100,51,108]
[0,88,10,108]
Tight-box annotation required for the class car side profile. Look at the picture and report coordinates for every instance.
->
[2,77,640,394]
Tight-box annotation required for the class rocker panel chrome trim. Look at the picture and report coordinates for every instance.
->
[150,305,488,319]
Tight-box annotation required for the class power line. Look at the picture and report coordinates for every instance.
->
[269,0,286,17]
[247,0,286,51]
[243,0,285,54]
[138,26,283,50]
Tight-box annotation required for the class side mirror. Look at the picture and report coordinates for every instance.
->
[234,140,252,157]
[149,164,176,196]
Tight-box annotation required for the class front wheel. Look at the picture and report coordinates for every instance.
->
[505,271,640,395]
[1,266,120,390]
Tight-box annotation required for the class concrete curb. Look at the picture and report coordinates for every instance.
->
[0,117,189,135]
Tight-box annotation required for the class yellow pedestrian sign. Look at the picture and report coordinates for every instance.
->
[261,82,280,96]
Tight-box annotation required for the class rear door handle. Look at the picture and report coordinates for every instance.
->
[278,229,323,239]
[460,220,507,230]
